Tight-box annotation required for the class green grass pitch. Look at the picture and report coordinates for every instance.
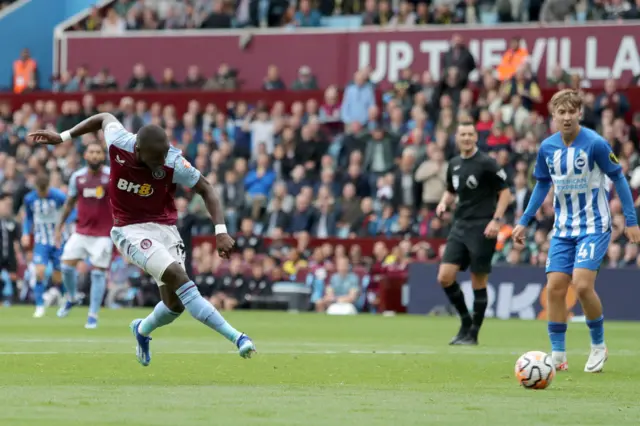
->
[1,307,639,425]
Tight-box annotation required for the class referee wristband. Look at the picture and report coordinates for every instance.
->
[215,224,228,235]
[60,131,72,142]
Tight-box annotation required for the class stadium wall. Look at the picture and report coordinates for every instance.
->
[0,0,97,90]
[408,264,640,321]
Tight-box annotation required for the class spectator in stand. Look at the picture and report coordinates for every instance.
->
[496,37,529,82]
[454,0,481,24]
[89,68,118,91]
[442,35,476,87]
[291,66,319,91]
[361,0,378,25]
[341,70,376,126]
[102,7,127,34]
[294,0,322,27]
[540,0,579,22]
[127,63,156,91]
[11,48,38,94]
[244,153,276,217]
[389,1,416,26]
[316,256,360,312]
[263,65,286,91]
[184,65,206,89]
[201,0,232,28]
[204,64,238,91]
[375,0,393,25]
[595,79,630,119]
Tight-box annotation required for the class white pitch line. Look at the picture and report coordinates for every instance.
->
[0,348,639,356]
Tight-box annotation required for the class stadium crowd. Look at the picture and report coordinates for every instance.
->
[65,0,640,32]
[3,6,640,312]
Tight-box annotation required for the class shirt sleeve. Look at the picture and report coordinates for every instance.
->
[533,147,552,181]
[592,138,623,178]
[446,163,455,193]
[67,173,79,198]
[22,198,33,236]
[53,189,67,208]
[103,121,136,150]
[485,157,509,191]
[172,155,201,188]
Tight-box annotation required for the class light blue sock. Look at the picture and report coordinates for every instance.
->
[138,302,181,336]
[586,315,605,346]
[176,281,241,343]
[61,264,78,300]
[548,322,567,352]
[34,280,45,307]
[88,270,107,317]
[1,269,13,298]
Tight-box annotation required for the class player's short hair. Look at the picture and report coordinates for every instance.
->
[85,140,105,151]
[549,89,582,113]
[456,119,476,130]
[137,124,168,149]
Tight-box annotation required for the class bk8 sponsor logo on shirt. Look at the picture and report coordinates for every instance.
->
[116,178,154,197]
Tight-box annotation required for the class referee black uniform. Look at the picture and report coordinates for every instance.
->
[440,149,510,345]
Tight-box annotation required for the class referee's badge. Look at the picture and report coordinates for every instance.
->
[452,175,459,190]
[466,175,478,189]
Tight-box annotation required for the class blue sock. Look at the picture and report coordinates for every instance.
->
[61,264,78,301]
[548,322,567,352]
[138,302,181,336]
[586,315,605,346]
[34,280,45,307]
[1,269,13,298]
[88,270,107,317]
[176,281,241,343]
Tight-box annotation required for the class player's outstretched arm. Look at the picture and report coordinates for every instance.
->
[54,195,77,248]
[29,113,119,145]
[192,175,236,257]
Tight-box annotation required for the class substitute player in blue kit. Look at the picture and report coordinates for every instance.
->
[22,170,71,318]
[512,89,640,373]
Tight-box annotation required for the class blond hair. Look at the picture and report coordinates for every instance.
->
[549,89,582,113]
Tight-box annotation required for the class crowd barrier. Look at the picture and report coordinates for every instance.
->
[58,22,640,90]
[408,263,640,321]
[5,86,640,119]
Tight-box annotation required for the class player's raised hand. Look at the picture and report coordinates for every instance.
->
[435,202,447,217]
[625,225,640,244]
[29,130,63,145]
[216,233,235,259]
[511,224,527,246]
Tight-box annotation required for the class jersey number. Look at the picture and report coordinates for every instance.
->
[578,243,595,260]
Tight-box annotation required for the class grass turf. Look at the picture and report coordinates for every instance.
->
[0,307,639,425]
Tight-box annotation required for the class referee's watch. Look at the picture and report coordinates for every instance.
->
[492,217,504,223]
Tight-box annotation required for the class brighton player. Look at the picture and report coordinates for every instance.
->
[30,113,256,365]
[512,89,640,373]
[55,141,113,329]
[22,170,68,318]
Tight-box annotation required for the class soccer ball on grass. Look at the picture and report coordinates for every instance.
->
[514,351,555,389]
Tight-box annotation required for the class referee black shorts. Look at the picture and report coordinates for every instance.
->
[441,221,497,274]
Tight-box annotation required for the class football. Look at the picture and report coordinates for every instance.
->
[514,351,556,389]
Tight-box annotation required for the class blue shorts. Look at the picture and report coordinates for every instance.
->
[547,232,610,275]
[32,244,63,271]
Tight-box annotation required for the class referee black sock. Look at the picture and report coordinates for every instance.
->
[471,288,488,335]
[443,282,472,328]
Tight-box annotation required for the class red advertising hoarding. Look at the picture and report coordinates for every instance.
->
[62,23,640,90]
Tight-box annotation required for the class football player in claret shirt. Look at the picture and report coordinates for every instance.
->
[30,113,256,366]
[55,141,113,329]
[513,89,640,373]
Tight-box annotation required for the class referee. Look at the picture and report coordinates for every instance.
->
[436,121,512,345]
[0,193,20,305]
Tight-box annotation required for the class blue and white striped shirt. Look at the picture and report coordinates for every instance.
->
[22,189,73,246]
[534,128,620,237]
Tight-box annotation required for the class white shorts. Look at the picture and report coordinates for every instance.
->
[61,233,114,269]
[110,222,186,285]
